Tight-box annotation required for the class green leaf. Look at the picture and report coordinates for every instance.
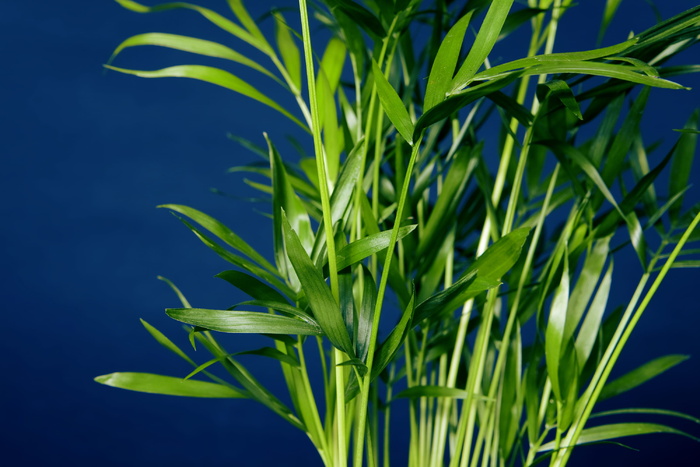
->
[565,237,611,344]
[545,251,570,401]
[598,0,624,44]
[372,60,414,144]
[357,267,377,362]
[95,372,247,398]
[599,355,690,401]
[424,11,474,111]
[159,204,277,274]
[282,213,355,355]
[268,134,314,281]
[108,32,276,80]
[115,0,270,53]
[538,80,583,120]
[669,110,698,220]
[414,227,530,323]
[450,0,516,91]
[225,0,269,48]
[592,407,700,425]
[417,146,478,260]
[393,386,471,400]
[166,308,323,335]
[475,38,639,83]
[336,225,417,271]
[324,0,386,38]
[104,64,307,129]
[373,290,415,379]
[185,347,299,381]
[140,318,195,365]
[414,73,523,138]
[574,259,613,368]
[319,37,347,94]
[216,270,288,303]
[539,423,699,451]
[157,276,192,308]
[273,12,302,92]
[169,215,294,298]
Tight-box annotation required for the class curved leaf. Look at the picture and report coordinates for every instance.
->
[104,64,307,129]
[166,308,323,335]
[109,32,276,80]
[282,213,355,355]
[95,372,247,398]
[372,60,414,144]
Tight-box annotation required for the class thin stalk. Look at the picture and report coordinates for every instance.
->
[354,138,424,467]
[298,2,346,465]
[552,211,700,466]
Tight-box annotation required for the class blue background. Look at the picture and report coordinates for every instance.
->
[2,1,700,465]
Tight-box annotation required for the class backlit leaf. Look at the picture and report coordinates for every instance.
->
[95,372,247,398]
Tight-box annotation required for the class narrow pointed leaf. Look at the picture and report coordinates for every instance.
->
[539,423,699,451]
[274,12,302,92]
[104,64,306,129]
[115,0,270,53]
[599,355,690,401]
[394,386,471,400]
[282,213,355,355]
[669,110,698,219]
[140,318,195,365]
[424,11,474,111]
[166,308,323,335]
[575,260,613,367]
[109,32,276,80]
[372,60,414,144]
[216,270,288,303]
[159,204,277,274]
[546,253,570,401]
[336,225,417,270]
[95,372,247,398]
[414,227,530,323]
[450,0,516,90]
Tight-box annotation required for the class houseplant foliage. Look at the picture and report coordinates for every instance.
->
[96,0,700,465]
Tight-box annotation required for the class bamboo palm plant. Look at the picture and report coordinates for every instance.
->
[96,0,700,465]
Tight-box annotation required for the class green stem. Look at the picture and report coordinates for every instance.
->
[553,211,700,466]
[354,137,423,467]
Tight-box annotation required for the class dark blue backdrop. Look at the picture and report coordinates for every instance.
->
[2,1,699,466]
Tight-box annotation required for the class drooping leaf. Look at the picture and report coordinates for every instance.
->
[268,134,314,281]
[538,80,583,120]
[108,32,276,80]
[114,0,269,52]
[159,204,277,274]
[539,423,699,451]
[168,215,294,297]
[95,372,247,398]
[372,60,414,144]
[336,225,417,271]
[166,308,323,335]
[599,354,690,401]
[215,270,289,303]
[282,213,355,355]
[574,259,613,367]
[104,64,307,129]
[324,0,386,38]
[393,385,472,400]
[414,227,530,323]
[669,110,698,220]
[545,251,570,401]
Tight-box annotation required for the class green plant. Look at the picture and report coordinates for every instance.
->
[96,1,700,465]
